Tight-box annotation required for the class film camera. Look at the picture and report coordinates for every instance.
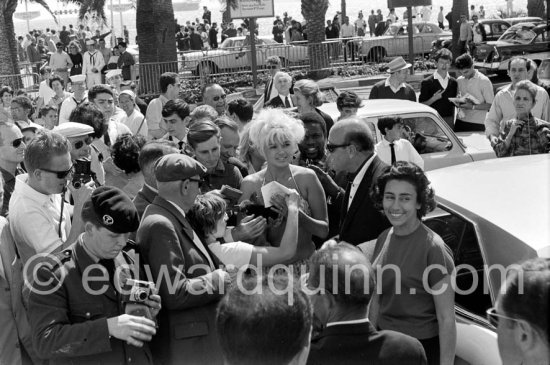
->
[220,186,280,220]
[121,279,156,321]
[72,159,95,189]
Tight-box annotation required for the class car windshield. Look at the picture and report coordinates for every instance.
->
[499,24,537,43]
[220,37,266,49]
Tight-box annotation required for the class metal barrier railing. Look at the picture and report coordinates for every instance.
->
[137,61,180,96]
[0,73,40,94]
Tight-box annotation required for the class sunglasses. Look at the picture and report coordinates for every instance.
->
[267,65,279,69]
[212,94,227,102]
[187,177,204,188]
[11,137,24,148]
[326,142,350,153]
[73,136,93,150]
[40,165,75,179]
[486,307,523,328]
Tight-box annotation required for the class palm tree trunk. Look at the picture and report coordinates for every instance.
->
[527,0,545,17]
[451,0,469,59]
[136,0,177,95]
[0,0,23,88]
[341,0,346,22]
[302,0,331,79]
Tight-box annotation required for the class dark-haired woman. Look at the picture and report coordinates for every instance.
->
[367,161,456,365]
[0,86,14,123]
[68,41,83,76]
[490,258,550,365]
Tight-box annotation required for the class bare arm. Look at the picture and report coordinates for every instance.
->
[433,275,457,365]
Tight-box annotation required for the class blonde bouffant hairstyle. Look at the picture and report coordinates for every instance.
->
[248,108,305,159]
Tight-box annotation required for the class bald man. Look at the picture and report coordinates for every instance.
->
[202,83,227,116]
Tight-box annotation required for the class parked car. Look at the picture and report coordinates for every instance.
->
[425,154,550,365]
[318,99,495,170]
[537,57,550,82]
[182,36,308,76]
[359,21,451,62]
[477,19,511,41]
[504,16,544,25]
[474,22,550,74]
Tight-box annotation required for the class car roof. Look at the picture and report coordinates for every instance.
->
[427,154,550,256]
[319,99,437,118]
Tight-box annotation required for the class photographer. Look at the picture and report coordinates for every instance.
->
[9,130,93,264]
[29,186,161,364]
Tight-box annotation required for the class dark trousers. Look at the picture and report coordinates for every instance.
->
[343,38,355,62]
[419,336,440,365]
[454,119,486,132]
[438,22,445,29]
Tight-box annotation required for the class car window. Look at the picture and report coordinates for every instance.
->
[362,117,380,143]
[421,24,434,33]
[484,24,492,34]
[401,116,452,154]
[234,40,243,48]
[424,207,492,318]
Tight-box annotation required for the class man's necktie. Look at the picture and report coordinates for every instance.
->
[390,142,396,165]
[178,140,184,151]
[285,96,291,108]
[99,258,116,287]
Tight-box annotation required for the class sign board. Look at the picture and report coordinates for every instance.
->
[230,0,274,19]
[387,0,432,8]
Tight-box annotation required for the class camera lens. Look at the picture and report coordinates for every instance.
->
[72,180,82,189]
[136,289,148,301]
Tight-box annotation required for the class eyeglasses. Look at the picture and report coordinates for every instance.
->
[486,307,523,328]
[212,94,227,102]
[11,137,24,148]
[187,177,204,188]
[73,136,93,150]
[326,142,351,153]
[267,65,279,69]
[40,165,75,179]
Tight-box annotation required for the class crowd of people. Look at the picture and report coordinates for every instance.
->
[0,7,549,364]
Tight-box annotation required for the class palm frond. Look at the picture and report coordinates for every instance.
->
[58,0,107,22]
[29,0,58,22]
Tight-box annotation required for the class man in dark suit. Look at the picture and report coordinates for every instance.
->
[137,154,232,365]
[263,55,282,106]
[306,243,427,365]
[133,140,179,219]
[324,117,391,245]
[29,186,161,364]
[189,27,203,50]
[265,71,295,109]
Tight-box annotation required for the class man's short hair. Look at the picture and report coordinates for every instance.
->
[337,117,375,152]
[508,56,530,72]
[162,99,190,120]
[309,243,375,306]
[159,72,179,94]
[39,105,57,118]
[200,82,222,98]
[187,120,220,149]
[454,53,473,70]
[118,41,127,48]
[227,98,253,123]
[299,112,326,137]
[214,116,239,133]
[336,90,362,110]
[378,116,404,135]
[217,274,312,365]
[273,71,292,84]
[189,104,218,123]
[88,84,113,101]
[24,130,70,173]
[137,140,179,176]
[12,95,33,112]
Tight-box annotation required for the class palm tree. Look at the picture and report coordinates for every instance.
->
[302,0,330,79]
[451,0,469,59]
[0,0,52,87]
[527,0,545,17]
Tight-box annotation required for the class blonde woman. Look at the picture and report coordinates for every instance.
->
[294,79,334,132]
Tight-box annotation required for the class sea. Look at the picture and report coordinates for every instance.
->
[14,0,529,42]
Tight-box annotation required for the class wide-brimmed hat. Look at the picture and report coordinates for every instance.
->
[387,56,412,73]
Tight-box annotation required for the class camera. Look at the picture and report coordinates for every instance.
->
[240,201,279,220]
[121,279,156,321]
[72,159,94,189]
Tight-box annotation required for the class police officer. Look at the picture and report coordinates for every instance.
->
[28,186,161,364]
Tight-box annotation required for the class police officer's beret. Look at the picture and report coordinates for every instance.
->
[88,186,139,233]
[154,153,207,183]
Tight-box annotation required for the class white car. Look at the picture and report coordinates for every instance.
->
[318,99,495,171]
[426,154,550,364]
[359,21,451,62]
[182,36,308,76]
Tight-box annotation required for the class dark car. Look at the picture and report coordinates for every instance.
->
[477,19,511,41]
[473,22,550,74]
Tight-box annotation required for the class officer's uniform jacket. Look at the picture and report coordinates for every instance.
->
[28,238,153,365]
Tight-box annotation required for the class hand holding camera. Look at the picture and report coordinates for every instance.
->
[121,279,160,321]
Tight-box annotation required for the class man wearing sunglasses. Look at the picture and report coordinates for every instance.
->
[323,118,390,245]
[202,83,228,116]
[9,130,93,264]
[53,122,95,162]
[0,124,26,217]
[137,153,232,365]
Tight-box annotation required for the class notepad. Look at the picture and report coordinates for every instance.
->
[261,181,292,207]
